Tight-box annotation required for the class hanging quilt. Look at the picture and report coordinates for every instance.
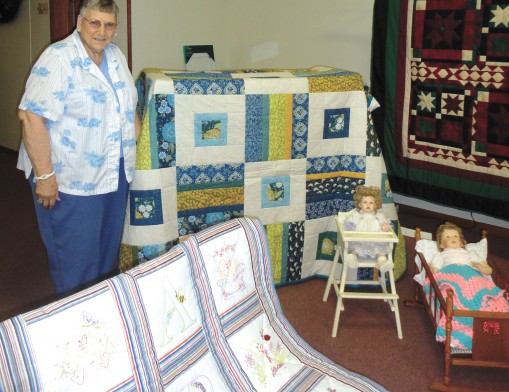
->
[372,0,509,220]
[120,67,406,284]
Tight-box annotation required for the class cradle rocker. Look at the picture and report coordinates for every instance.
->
[323,211,402,338]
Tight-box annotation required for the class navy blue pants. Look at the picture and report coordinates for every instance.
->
[30,160,129,295]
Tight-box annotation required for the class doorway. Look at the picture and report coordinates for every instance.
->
[49,0,132,70]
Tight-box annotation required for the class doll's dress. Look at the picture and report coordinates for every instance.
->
[344,210,392,259]
[430,247,482,271]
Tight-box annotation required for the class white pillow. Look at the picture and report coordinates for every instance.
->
[415,238,488,265]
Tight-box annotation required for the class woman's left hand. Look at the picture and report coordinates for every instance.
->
[35,175,60,209]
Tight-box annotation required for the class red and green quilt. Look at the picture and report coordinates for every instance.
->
[372,0,509,220]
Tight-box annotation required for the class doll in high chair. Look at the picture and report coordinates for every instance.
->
[429,221,493,275]
[343,185,394,273]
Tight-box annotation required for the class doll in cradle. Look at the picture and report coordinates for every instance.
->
[343,185,394,273]
[429,221,493,275]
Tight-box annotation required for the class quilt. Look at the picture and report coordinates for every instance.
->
[423,264,509,349]
[371,0,509,220]
[120,66,406,285]
[0,218,387,391]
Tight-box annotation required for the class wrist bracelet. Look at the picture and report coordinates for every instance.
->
[34,171,55,181]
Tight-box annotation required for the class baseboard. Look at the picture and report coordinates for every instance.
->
[393,193,509,230]
[0,145,18,155]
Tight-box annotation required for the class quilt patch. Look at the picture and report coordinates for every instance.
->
[323,108,350,139]
[194,113,228,147]
[177,163,244,237]
[130,189,164,226]
[245,93,309,162]
[153,94,176,168]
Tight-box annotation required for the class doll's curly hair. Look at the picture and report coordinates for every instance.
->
[353,185,383,210]
[435,221,466,250]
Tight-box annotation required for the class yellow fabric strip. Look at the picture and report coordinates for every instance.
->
[177,187,244,211]
[266,224,283,284]
[136,110,152,170]
[308,74,364,93]
[268,94,288,161]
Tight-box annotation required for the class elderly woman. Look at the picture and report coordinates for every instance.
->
[17,0,140,296]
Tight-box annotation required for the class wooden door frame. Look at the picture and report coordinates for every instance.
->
[49,0,132,71]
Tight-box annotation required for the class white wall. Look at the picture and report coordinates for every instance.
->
[0,0,50,151]
[131,0,233,79]
[131,0,374,82]
[227,0,373,82]
[2,0,375,151]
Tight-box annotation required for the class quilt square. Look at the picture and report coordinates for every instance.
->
[194,224,257,316]
[473,90,509,159]
[175,95,245,166]
[130,189,164,226]
[316,231,337,261]
[306,155,364,220]
[194,113,228,147]
[412,1,478,62]
[261,176,290,208]
[167,354,229,391]
[323,108,350,139]
[308,91,367,157]
[410,85,474,152]
[128,249,201,361]
[177,163,245,237]
[479,2,509,65]
[244,160,306,224]
[245,93,309,162]
[122,167,178,248]
[225,313,303,390]
[24,286,147,391]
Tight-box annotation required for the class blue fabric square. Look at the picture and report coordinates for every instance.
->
[323,108,350,139]
[194,113,228,147]
[130,189,163,226]
[261,176,290,208]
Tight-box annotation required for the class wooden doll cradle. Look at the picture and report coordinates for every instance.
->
[405,228,509,392]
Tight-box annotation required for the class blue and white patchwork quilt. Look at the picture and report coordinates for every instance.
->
[120,67,405,285]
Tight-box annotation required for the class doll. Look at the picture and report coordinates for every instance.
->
[430,222,493,275]
[343,185,394,273]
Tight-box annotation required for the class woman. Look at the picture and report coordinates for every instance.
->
[17,0,140,295]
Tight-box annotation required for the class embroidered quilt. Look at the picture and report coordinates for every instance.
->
[372,0,509,220]
[423,264,509,349]
[120,66,406,285]
[0,218,387,391]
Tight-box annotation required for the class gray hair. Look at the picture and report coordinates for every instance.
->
[79,0,119,18]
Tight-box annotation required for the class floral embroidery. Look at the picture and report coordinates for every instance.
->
[244,330,291,384]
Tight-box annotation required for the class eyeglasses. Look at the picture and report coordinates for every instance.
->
[82,16,117,31]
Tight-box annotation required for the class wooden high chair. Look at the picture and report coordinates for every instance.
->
[323,211,402,338]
